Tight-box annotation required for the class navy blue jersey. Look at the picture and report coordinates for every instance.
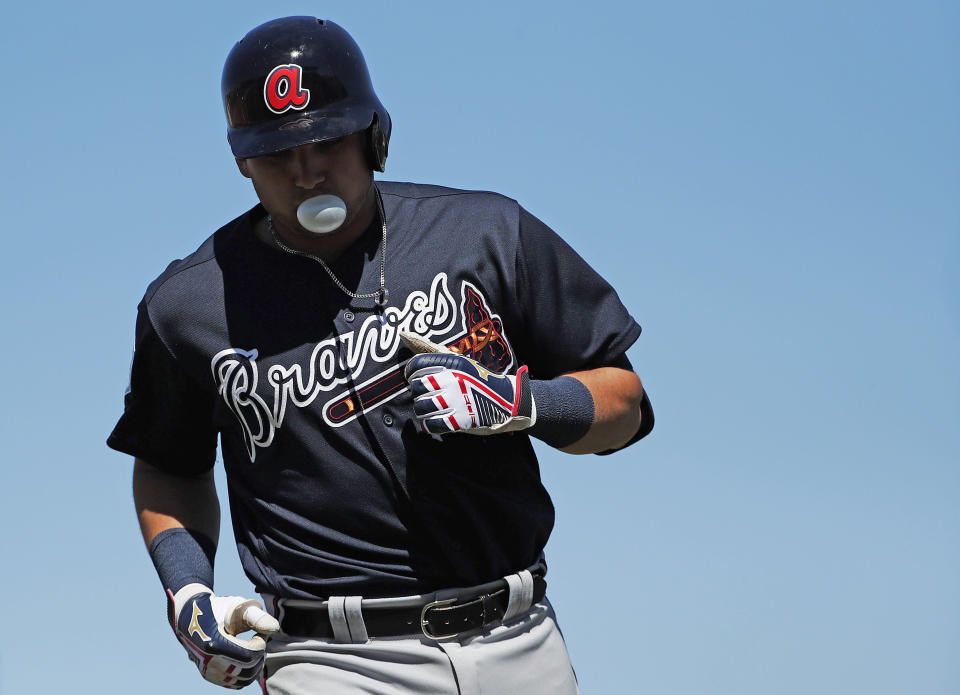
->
[109,182,642,599]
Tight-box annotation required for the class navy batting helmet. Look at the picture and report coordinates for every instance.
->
[222,17,391,171]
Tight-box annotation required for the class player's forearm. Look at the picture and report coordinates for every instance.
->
[133,458,221,547]
[556,367,644,455]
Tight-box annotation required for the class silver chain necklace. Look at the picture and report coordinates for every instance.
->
[268,190,389,308]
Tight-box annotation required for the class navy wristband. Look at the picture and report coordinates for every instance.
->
[528,376,595,448]
[148,527,216,593]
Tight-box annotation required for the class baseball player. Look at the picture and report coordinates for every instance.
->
[109,16,653,694]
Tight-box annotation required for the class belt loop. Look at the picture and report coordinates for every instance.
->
[344,596,368,642]
[327,596,352,642]
[261,593,281,620]
[503,569,535,621]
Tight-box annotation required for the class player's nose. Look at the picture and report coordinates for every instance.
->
[290,144,327,189]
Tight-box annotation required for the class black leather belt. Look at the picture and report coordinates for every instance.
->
[280,572,547,640]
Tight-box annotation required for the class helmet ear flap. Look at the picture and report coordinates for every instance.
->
[368,114,389,172]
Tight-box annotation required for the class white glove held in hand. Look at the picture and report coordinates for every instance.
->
[168,583,280,689]
[401,331,537,436]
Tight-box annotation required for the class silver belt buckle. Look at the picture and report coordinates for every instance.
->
[420,598,459,640]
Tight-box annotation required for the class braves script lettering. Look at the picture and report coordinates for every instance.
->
[212,273,465,461]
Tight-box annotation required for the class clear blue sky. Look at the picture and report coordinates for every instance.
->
[1,1,957,693]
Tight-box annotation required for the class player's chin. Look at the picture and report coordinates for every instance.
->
[270,211,306,235]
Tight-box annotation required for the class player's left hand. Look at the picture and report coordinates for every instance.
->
[401,331,536,436]
[167,583,280,689]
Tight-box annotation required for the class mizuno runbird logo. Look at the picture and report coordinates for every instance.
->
[188,601,211,642]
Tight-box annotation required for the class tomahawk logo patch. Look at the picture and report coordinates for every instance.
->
[264,64,310,114]
[323,284,513,428]
[212,274,516,462]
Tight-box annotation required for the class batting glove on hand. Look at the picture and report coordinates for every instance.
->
[167,583,280,690]
[401,331,536,436]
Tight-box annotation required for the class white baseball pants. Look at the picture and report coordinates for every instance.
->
[262,597,579,694]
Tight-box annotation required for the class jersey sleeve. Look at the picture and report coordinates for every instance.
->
[514,207,643,377]
[107,303,218,475]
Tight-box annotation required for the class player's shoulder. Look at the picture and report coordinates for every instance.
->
[140,206,256,308]
[377,181,519,210]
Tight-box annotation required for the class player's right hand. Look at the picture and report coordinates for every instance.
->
[167,583,280,689]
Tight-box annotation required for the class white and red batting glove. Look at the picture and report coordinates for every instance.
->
[168,583,280,689]
[401,331,537,436]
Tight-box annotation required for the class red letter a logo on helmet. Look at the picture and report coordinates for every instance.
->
[264,64,311,114]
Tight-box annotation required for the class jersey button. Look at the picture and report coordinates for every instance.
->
[382,413,394,426]
[343,310,355,322]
